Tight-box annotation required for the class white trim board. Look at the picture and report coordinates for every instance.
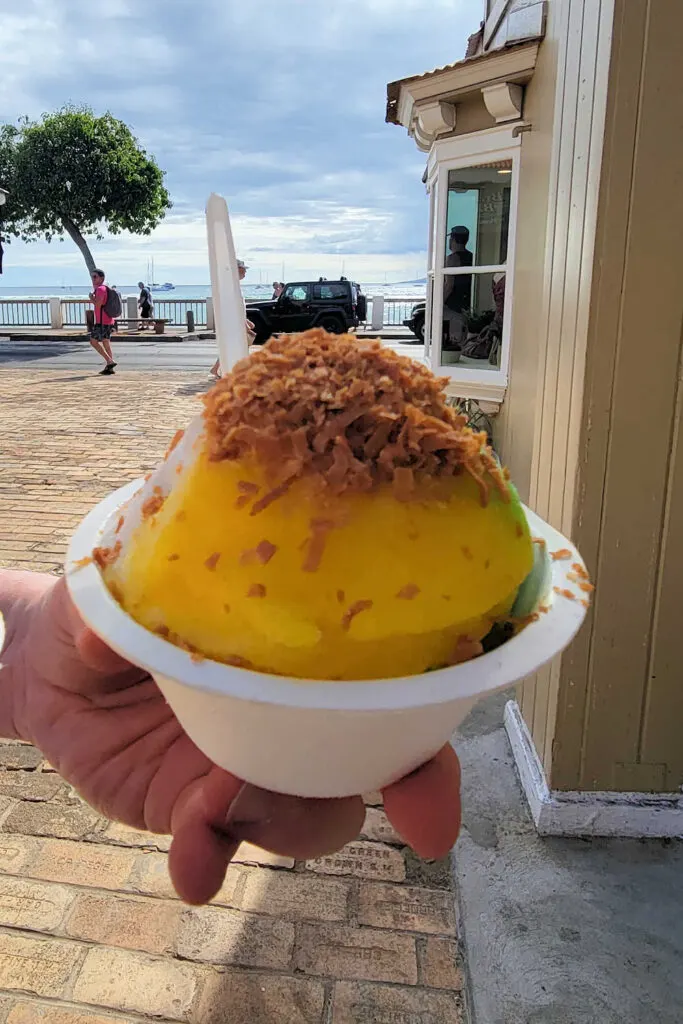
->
[504,700,683,838]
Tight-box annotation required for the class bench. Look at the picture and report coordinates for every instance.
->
[85,311,170,335]
[115,318,171,335]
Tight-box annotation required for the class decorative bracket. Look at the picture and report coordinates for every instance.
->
[482,82,523,122]
[415,100,456,137]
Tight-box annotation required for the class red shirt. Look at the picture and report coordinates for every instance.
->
[94,284,115,325]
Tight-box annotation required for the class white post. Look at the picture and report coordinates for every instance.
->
[126,295,137,322]
[206,296,215,332]
[371,295,384,330]
[49,298,63,330]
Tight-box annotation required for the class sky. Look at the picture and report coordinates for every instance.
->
[0,0,477,287]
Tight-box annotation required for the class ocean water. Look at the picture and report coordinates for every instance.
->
[0,282,426,301]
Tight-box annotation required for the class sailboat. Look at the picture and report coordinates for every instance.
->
[145,258,174,290]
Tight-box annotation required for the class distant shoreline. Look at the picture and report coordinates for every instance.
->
[0,281,427,301]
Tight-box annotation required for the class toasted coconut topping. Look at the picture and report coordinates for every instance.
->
[396,584,420,600]
[93,542,121,569]
[551,548,572,561]
[166,428,185,458]
[205,552,221,571]
[341,599,373,631]
[142,493,165,520]
[302,518,335,573]
[240,540,277,566]
[203,330,509,503]
[448,637,484,665]
[70,555,93,570]
[248,583,267,598]
[255,540,278,565]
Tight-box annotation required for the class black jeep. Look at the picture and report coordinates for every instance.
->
[246,278,367,343]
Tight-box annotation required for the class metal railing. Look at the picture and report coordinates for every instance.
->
[367,296,420,328]
[0,299,51,327]
[0,294,424,331]
[61,298,89,327]
[151,299,208,327]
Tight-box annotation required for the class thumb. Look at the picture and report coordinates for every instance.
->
[34,578,146,693]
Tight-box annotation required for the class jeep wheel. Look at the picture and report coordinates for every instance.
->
[413,313,426,344]
[318,315,345,334]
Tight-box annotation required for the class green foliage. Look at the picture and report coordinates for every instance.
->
[0,106,171,259]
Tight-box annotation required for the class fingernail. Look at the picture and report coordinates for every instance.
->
[224,785,278,831]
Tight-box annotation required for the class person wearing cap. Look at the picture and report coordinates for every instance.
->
[443,226,473,350]
[210,259,252,380]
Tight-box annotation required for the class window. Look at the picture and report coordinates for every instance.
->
[441,161,510,371]
[312,283,348,300]
[283,284,310,302]
[425,129,520,404]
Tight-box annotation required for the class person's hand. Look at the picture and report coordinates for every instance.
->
[5,574,462,904]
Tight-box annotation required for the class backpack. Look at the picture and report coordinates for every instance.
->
[103,286,122,319]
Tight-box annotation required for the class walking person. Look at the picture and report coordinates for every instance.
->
[443,225,473,350]
[88,269,120,375]
[110,285,124,334]
[210,259,252,380]
[138,281,153,330]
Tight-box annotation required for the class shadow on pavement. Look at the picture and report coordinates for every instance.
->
[0,341,87,365]
[30,375,93,384]
[175,382,210,396]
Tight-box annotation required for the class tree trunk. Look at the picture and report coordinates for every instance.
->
[60,215,96,277]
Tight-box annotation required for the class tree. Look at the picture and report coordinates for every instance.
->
[0,106,171,276]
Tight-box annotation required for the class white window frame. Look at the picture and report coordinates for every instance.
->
[425,125,522,405]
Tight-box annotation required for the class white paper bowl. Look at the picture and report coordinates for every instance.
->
[66,480,589,798]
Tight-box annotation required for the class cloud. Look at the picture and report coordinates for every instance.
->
[1,0,474,286]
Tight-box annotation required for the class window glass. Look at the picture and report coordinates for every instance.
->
[283,284,309,302]
[445,160,511,267]
[312,283,348,300]
[440,272,506,371]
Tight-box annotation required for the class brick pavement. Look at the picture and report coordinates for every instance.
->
[0,370,464,1023]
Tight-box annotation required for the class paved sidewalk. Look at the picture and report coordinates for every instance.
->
[0,371,463,1023]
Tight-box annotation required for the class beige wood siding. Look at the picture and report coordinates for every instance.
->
[552,0,683,792]
[495,0,563,498]
[497,0,617,781]
[504,0,683,791]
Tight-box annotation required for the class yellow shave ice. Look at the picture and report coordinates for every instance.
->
[103,330,533,680]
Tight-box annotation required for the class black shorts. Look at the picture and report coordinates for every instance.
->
[140,303,152,319]
[90,324,113,341]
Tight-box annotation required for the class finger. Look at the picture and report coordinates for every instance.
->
[169,770,243,904]
[76,626,140,677]
[382,745,461,859]
[223,784,366,861]
[169,771,366,904]
[44,579,146,692]
[170,820,240,905]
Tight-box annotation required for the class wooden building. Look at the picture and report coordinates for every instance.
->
[387,0,683,836]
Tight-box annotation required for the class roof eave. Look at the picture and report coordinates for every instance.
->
[386,37,542,129]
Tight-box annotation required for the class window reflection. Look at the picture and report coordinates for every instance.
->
[445,161,511,266]
[443,225,473,352]
[440,272,505,369]
[440,160,511,370]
